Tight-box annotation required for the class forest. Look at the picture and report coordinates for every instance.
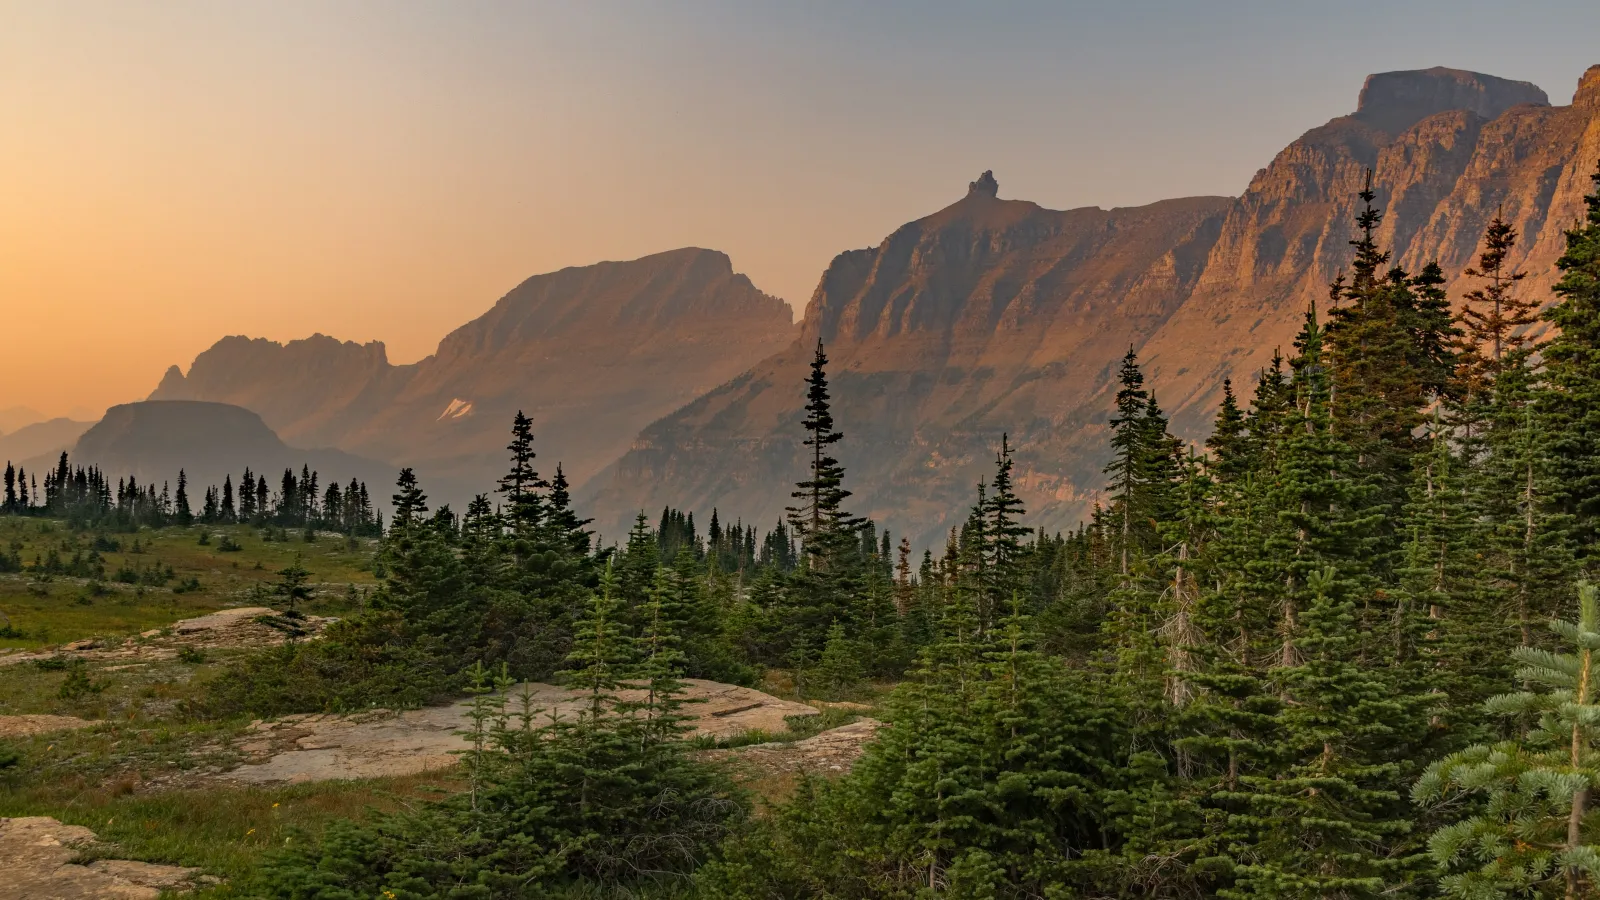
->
[5,161,1600,899]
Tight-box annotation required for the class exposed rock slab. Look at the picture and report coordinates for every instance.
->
[0,816,205,900]
[705,719,883,777]
[0,606,333,668]
[224,679,818,785]
[169,607,275,634]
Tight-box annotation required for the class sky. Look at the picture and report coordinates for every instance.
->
[3,1,1599,420]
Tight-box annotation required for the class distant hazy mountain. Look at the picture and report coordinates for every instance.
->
[151,248,796,501]
[0,406,47,436]
[65,400,395,499]
[0,418,94,469]
[584,65,1600,547]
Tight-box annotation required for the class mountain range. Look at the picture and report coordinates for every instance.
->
[136,64,1600,547]
[149,248,795,506]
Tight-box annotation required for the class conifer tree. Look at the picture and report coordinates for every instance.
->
[1207,378,1250,483]
[1397,416,1503,721]
[982,434,1031,617]
[786,338,861,570]
[1416,583,1600,899]
[1326,170,1457,550]
[498,410,545,532]
[389,467,428,532]
[1106,346,1153,578]
[1224,569,1432,898]
[1538,160,1600,555]
[239,467,256,520]
[174,469,192,527]
[1458,210,1537,392]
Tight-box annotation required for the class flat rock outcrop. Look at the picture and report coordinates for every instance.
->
[705,718,883,777]
[223,679,819,784]
[0,817,207,900]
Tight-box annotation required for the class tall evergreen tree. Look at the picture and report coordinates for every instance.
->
[498,411,545,532]
[1538,159,1600,558]
[174,469,193,527]
[786,338,861,570]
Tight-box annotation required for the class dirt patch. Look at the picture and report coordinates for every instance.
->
[0,606,335,669]
[0,816,212,899]
[221,679,820,785]
[0,715,96,739]
[705,719,883,777]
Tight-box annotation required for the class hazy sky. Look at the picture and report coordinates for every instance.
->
[4,1,1599,419]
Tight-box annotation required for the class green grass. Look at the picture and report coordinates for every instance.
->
[0,518,378,650]
[0,517,464,893]
[0,650,233,718]
[0,766,463,896]
[0,706,465,893]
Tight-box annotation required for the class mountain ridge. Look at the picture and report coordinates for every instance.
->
[151,248,797,500]
[582,65,1600,548]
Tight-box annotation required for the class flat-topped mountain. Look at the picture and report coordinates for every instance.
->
[584,65,1600,547]
[152,248,796,499]
[69,400,392,498]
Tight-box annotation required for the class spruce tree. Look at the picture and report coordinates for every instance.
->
[1106,346,1153,578]
[1207,378,1250,484]
[1223,569,1431,899]
[389,467,428,532]
[786,338,861,570]
[174,469,192,527]
[1538,159,1600,556]
[498,410,545,532]
[1415,583,1600,899]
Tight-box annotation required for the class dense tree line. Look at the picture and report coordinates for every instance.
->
[1,456,380,535]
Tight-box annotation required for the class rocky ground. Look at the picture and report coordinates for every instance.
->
[224,679,827,784]
[0,606,337,669]
[704,718,883,777]
[0,816,215,900]
[2,598,888,895]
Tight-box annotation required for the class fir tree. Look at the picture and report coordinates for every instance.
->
[1223,569,1432,899]
[498,410,545,532]
[174,469,192,527]
[389,467,428,532]
[786,338,862,571]
[1538,159,1600,556]
[1415,583,1600,899]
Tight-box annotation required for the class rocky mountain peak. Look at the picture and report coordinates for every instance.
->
[154,364,187,396]
[1576,64,1600,108]
[1354,66,1547,134]
[968,170,999,197]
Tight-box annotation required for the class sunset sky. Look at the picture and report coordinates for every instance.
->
[5,1,1599,420]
